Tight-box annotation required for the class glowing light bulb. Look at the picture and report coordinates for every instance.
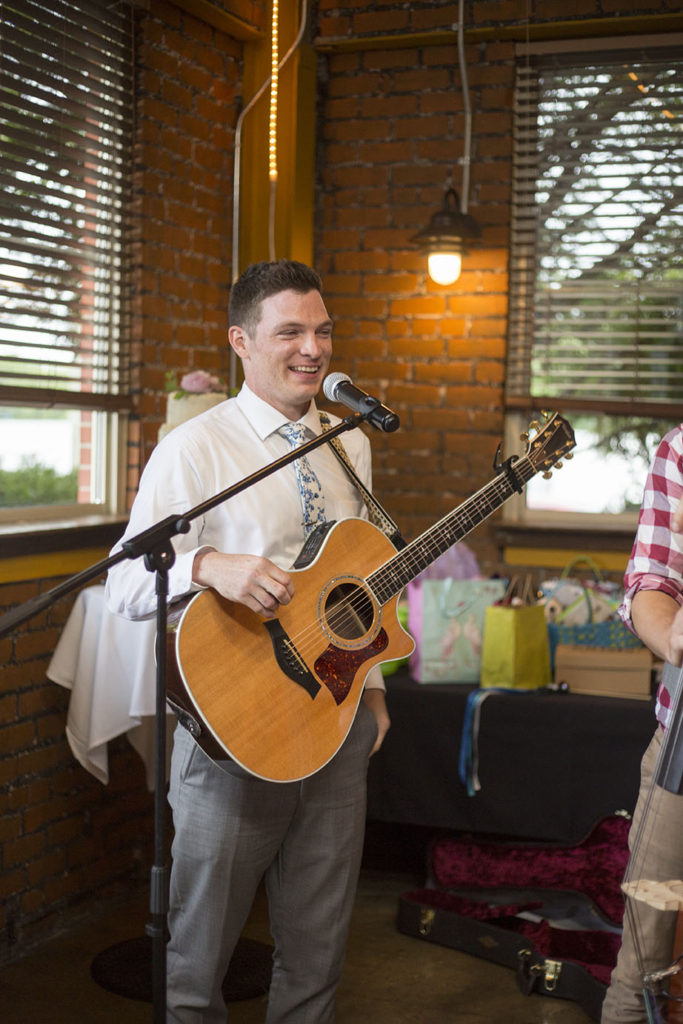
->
[428,251,462,286]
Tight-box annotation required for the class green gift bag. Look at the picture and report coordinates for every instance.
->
[415,578,508,683]
[480,602,551,690]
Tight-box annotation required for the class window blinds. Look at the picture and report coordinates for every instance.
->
[0,0,134,411]
[506,48,683,415]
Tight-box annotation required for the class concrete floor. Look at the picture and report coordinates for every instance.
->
[1,867,593,1023]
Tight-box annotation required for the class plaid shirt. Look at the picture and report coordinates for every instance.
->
[620,424,683,729]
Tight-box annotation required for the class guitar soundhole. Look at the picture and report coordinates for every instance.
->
[324,582,375,641]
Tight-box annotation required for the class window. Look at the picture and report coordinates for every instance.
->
[505,39,683,525]
[0,0,134,523]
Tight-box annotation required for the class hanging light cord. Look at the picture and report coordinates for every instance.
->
[457,0,472,215]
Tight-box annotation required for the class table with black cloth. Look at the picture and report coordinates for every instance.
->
[366,668,656,844]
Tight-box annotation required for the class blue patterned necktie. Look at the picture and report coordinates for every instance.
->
[279,422,327,538]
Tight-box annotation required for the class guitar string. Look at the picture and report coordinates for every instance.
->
[278,424,572,663]
[278,491,508,664]
[277,457,540,662]
[279,451,552,661]
[275,426,571,662]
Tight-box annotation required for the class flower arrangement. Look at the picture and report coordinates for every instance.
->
[165,369,225,399]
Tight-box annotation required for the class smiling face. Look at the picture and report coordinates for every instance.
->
[228,288,333,422]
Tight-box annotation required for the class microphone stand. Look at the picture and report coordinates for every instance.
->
[0,412,369,1024]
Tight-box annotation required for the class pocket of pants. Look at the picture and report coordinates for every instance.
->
[168,725,195,807]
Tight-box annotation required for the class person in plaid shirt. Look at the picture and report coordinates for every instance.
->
[602,425,683,1023]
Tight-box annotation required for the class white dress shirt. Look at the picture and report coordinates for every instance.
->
[106,383,384,687]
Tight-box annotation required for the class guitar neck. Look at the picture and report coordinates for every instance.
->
[367,456,535,606]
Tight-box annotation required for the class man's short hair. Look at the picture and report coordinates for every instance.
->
[229,260,323,335]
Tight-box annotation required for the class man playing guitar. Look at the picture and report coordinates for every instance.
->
[106,260,389,1023]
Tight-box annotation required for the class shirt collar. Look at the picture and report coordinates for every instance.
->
[235,383,322,440]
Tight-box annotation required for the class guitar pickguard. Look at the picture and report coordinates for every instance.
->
[314,629,389,705]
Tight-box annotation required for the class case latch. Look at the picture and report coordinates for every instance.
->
[418,908,435,936]
[541,958,562,992]
[516,949,562,994]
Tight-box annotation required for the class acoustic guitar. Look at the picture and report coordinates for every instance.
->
[167,413,575,783]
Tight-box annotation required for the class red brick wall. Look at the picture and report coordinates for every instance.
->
[0,580,154,963]
[313,0,680,568]
[316,30,512,566]
[0,0,243,965]
[130,0,242,481]
[1,0,676,963]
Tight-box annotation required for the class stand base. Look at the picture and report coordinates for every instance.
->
[91,935,273,1003]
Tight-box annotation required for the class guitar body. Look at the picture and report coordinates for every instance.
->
[171,518,415,783]
[167,412,576,784]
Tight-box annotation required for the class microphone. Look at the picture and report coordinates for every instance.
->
[323,372,400,433]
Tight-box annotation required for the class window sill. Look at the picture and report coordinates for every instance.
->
[494,521,636,573]
[495,521,636,551]
[0,515,128,559]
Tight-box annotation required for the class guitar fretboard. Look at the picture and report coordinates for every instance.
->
[367,455,535,606]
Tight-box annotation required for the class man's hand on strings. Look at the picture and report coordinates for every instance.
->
[192,549,294,617]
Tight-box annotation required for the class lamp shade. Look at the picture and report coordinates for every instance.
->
[411,188,481,284]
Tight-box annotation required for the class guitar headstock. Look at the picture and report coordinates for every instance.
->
[523,412,576,479]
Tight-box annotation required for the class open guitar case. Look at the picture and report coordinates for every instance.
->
[397,814,631,1021]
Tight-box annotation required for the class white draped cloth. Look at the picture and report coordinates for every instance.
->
[47,584,173,787]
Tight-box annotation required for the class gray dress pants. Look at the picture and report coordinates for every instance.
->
[601,727,683,1023]
[166,701,378,1024]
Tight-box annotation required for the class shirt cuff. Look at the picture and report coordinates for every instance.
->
[364,664,386,691]
[620,575,683,631]
[172,545,216,597]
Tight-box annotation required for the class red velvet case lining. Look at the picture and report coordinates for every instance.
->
[404,815,631,985]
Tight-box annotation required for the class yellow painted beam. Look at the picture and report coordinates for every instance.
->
[315,14,683,52]
[0,550,109,584]
[238,0,315,272]
[503,547,630,574]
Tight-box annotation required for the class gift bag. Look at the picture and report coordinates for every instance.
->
[539,555,642,668]
[413,577,508,683]
[407,543,481,680]
[540,555,618,628]
[480,580,551,690]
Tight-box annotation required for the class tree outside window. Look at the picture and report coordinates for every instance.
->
[0,0,134,518]
[506,44,682,521]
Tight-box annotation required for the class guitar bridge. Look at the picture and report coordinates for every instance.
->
[264,620,321,700]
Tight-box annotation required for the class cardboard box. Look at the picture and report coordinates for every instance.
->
[554,644,653,700]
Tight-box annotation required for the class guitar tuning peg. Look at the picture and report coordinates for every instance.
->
[543,471,552,480]
[529,420,540,432]
[520,432,529,443]
[541,409,550,420]
[564,452,574,460]
[554,461,563,470]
